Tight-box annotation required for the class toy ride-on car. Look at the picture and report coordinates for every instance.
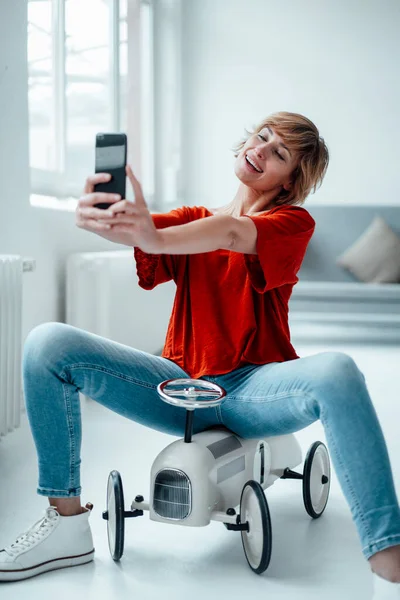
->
[102,378,331,574]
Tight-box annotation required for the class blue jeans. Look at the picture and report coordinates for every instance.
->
[22,322,400,560]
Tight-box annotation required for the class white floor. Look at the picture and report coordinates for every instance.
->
[0,340,399,600]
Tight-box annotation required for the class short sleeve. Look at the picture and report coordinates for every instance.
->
[242,206,315,293]
[134,206,191,290]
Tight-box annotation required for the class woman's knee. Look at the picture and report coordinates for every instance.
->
[311,351,367,400]
[317,351,361,375]
[23,322,80,370]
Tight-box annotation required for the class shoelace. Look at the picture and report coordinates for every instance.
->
[1,507,59,557]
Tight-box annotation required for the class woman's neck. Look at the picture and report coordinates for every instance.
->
[233,184,281,215]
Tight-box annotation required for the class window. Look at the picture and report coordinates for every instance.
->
[28,0,182,210]
[28,0,128,199]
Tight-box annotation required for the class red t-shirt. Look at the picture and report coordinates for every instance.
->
[134,205,315,378]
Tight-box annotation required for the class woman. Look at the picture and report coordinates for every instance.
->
[0,112,399,597]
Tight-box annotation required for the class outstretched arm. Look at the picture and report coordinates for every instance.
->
[94,165,258,255]
[158,214,258,255]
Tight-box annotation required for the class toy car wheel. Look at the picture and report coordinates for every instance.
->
[240,480,272,574]
[303,441,331,519]
[105,470,125,560]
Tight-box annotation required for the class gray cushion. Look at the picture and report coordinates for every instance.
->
[336,215,400,283]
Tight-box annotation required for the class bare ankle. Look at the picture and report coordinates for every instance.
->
[369,545,400,583]
[48,497,83,517]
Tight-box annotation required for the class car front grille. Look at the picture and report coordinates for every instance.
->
[153,468,191,520]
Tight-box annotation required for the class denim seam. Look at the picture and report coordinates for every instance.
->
[222,390,318,428]
[362,534,400,558]
[38,487,81,496]
[228,390,311,402]
[65,363,157,391]
[362,503,400,519]
[62,379,77,493]
[198,376,223,423]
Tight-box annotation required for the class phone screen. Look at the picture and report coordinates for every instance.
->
[94,133,127,209]
[95,144,126,171]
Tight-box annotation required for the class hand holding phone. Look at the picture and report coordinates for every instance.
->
[76,169,132,246]
[94,132,127,209]
[76,164,162,253]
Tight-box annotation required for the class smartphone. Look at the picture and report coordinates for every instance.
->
[94,133,127,209]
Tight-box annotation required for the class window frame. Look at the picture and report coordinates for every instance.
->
[28,0,182,211]
[28,0,126,200]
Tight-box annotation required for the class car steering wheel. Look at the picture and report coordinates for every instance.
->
[157,378,226,410]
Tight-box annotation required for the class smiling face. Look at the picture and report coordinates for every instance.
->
[234,126,298,197]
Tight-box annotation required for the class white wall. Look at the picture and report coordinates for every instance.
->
[0,0,131,342]
[180,0,400,207]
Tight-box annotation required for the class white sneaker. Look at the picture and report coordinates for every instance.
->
[0,502,95,582]
[372,572,400,599]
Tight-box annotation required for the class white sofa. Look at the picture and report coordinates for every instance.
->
[289,281,400,343]
[288,205,400,343]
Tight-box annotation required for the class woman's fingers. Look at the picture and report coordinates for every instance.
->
[77,206,113,221]
[79,192,121,207]
[126,165,147,206]
[82,208,137,222]
[83,173,111,194]
[79,167,146,233]
[78,202,139,221]
[107,198,138,215]
[76,217,112,231]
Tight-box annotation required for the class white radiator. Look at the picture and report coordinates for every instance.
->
[0,255,35,439]
[66,250,175,355]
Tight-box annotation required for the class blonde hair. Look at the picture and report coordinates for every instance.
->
[218,111,329,216]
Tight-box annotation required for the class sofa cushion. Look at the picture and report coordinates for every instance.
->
[335,215,400,283]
